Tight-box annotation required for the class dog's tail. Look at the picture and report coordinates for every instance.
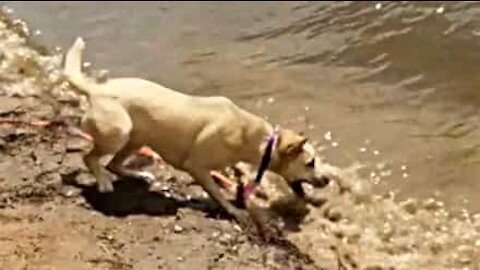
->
[63,37,97,97]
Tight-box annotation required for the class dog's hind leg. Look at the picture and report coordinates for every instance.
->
[83,146,115,193]
[106,141,156,183]
[82,97,133,192]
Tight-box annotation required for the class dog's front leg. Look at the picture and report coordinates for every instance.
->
[189,169,252,223]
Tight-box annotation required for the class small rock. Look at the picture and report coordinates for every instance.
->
[212,231,220,238]
[331,226,344,239]
[219,233,232,245]
[173,224,184,233]
[60,186,81,198]
[423,198,444,211]
[177,256,184,262]
[325,207,342,222]
[400,198,418,214]
[429,240,443,254]
[338,224,361,244]
[233,224,242,232]
[456,245,475,264]
[324,131,332,141]
[161,185,170,192]
[380,222,394,242]
[149,181,163,191]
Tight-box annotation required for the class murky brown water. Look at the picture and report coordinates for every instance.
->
[4,1,480,214]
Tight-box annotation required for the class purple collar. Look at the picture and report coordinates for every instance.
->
[236,129,279,203]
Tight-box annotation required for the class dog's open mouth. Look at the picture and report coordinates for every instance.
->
[289,176,330,197]
[296,175,330,189]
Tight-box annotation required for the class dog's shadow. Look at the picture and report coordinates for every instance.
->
[80,179,182,217]
[63,171,227,218]
[62,171,312,231]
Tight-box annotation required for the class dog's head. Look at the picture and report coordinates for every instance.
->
[272,129,329,189]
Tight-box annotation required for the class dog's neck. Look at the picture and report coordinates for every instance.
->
[243,122,280,168]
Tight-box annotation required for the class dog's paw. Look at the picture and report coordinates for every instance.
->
[97,181,114,193]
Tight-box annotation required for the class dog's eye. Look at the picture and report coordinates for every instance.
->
[306,158,315,168]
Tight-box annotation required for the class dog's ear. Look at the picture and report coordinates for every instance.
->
[277,130,307,156]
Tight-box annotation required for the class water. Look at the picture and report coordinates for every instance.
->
[5,1,480,212]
